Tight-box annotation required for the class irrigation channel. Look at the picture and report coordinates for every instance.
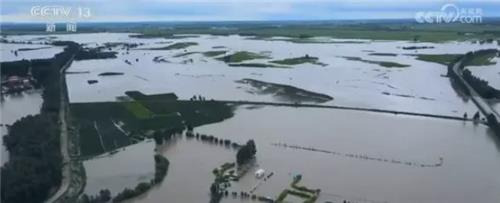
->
[271,143,444,168]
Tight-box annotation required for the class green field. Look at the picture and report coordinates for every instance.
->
[123,101,154,119]
[466,51,498,66]
[415,51,498,66]
[71,92,234,157]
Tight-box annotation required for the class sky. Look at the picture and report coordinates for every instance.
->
[1,0,500,22]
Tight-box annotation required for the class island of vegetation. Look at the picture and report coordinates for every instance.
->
[145,42,198,50]
[368,53,398,57]
[340,56,410,68]
[236,78,333,103]
[227,63,288,68]
[416,51,496,66]
[216,51,269,63]
[98,72,124,76]
[414,54,461,65]
[203,50,228,57]
[270,55,327,66]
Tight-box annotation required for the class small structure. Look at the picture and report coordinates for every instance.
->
[1,75,35,94]
[255,169,265,179]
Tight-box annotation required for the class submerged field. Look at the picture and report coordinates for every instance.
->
[2,28,500,203]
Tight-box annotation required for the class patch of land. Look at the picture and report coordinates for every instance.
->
[173,51,199,57]
[216,51,270,63]
[228,63,289,68]
[416,51,497,66]
[249,36,369,44]
[130,34,199,39]
[71,91,234,157]
[236,78,333,103]
[369,53,398,56]
[145,42,198,50]
[465,50,498,66]
[17,46,52,51]
[203,50,228,57]
[98,72,124,76]
[340,56,410,68]
[414,54,461,65]
[402,46,434,50]
[270,55,327,66]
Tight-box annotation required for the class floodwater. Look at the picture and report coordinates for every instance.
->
[1,38,62,166]
[0,90,43,166]
[2,33,500,202]
[83,141,156,196]
[123,105,500,203]
[0,42,64,62]
[4,33,496,116]
[61,34,495,117]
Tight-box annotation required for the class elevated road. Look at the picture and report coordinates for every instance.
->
[451,58,500,124]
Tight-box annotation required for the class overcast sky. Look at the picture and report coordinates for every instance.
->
[1,0,500,22]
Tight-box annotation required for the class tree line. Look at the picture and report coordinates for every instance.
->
[1,41,80,203]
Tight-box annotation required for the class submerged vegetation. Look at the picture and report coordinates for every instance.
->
[203,50,228,57]
[236,78,333,103]
[227,63,288,68]
[415,54,461,66]
[340,56,410,68]
[369,53,398,56]
[416,51,497,66]
[276,175,320,203]
[270,55,327,66]
[146,42,198,50]
[216,51,269,63]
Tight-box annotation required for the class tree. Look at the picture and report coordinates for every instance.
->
[236,139,257,165]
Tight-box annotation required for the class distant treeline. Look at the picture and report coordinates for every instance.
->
[75,48,117,61]
[1,41,80,203]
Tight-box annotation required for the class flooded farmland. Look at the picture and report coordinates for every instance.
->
[110,105,500,203]
[2,32,500,203]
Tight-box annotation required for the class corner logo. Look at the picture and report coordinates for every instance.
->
[30,5,92,32]
[415,4,482,24]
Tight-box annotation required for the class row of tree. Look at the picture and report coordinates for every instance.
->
[1,41,81,203]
